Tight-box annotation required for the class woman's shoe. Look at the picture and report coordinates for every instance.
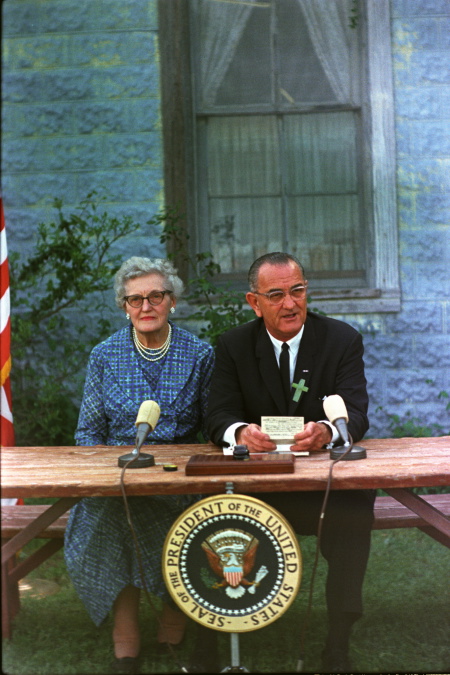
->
[111,656,140,674]
[157,603,187,645]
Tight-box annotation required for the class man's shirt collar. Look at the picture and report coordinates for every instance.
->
[266,325,304,358]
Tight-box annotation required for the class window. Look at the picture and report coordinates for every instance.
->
[158,0,400,313]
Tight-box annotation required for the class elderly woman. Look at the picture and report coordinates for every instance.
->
[64,257,214,674]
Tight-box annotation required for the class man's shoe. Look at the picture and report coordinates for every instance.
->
[187,649,220,673]
[186,659,220,674]
[322,647,352,673]
[111,656,140,674]
[188,626,220,673]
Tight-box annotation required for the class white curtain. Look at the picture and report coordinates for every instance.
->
[207,116,282,273]
[197,0,255,106]
[296,0,354,103]
[197,0,362,275]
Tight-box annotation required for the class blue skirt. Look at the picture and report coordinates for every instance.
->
[64,494,197,626]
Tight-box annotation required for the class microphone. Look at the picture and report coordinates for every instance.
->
[323,395,366,461]
[135,400,161,452]
[323,395,350,445]
[118,400,161,468]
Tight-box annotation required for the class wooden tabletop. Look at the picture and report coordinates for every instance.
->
[1,437,449,498]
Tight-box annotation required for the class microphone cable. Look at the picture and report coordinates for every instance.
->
[296,436,354,672]
[119,454,189,673]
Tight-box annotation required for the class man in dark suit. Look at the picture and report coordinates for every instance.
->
[206,252,375,672]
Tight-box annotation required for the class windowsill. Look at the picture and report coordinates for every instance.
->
[307,289,401,314]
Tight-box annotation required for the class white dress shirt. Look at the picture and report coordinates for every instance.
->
[222,326,338,453]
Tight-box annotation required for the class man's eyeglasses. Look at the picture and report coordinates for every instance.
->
[124,291,172,308]
[253,283,308,306]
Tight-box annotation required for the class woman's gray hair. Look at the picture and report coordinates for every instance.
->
[114,256,184,309]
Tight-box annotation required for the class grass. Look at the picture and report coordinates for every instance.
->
[2,529,450,674]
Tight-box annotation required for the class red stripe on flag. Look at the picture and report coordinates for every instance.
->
[0,259,9,299]
[0,412,15,447]
[1,317,11,378]
[1,197,15,448]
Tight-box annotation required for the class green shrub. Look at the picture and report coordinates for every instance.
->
[10,197,254,445]
[10,193,155,445]
[160,208,253,346]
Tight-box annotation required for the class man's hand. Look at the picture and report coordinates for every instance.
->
[291,422,331,453]
[235,424,277,453]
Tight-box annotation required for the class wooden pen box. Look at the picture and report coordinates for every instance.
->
[185,453,295,475]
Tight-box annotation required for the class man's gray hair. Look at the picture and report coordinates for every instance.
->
[114,256,184,309]
[248,252,305,292]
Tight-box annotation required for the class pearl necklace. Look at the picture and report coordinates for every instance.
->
[132,324,172,362]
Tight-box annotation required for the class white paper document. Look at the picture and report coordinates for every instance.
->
[261,416,309,455]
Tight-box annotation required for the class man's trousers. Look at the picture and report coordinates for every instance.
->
[255,488,376,618]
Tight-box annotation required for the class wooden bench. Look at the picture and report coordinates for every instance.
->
[372,493,450,530]
[2,505,70,639]
[2,494,450,639]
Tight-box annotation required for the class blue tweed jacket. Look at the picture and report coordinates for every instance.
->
[74,322,215,446]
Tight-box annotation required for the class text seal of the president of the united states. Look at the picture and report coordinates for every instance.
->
[162,493,302,632]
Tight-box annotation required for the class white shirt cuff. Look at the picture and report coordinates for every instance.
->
[318,419,339,444]
[222,422,248,455]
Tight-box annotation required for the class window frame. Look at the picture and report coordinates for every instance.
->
[158,0,400,314]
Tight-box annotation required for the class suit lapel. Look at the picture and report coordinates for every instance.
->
[255,323,287,415]
[288,317,316,415]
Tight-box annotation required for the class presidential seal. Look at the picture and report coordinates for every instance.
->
[162,494,302,632]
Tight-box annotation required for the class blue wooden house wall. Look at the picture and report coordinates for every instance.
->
[1,0,449,438]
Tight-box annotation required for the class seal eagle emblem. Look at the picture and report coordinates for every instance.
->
[201,528,268,598]
[163,494,302,632]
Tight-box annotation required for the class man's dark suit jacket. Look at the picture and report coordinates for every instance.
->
[206,311,369,446]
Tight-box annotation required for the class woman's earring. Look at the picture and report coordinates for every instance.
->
[170,307,175,314]
[126,313,130,320]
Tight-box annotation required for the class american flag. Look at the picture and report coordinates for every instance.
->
[1,198,21,505]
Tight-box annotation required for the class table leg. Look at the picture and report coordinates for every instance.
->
[1,546,20,640]
[1,497,79,640]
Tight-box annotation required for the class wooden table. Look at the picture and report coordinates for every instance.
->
[2,437,449,641]
[2,437,449,554]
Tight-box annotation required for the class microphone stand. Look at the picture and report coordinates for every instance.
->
[297,431,366,670]
[329,434,366,461]
[118,437,155,468]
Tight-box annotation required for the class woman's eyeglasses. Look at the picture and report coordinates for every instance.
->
[124,290,172,308]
